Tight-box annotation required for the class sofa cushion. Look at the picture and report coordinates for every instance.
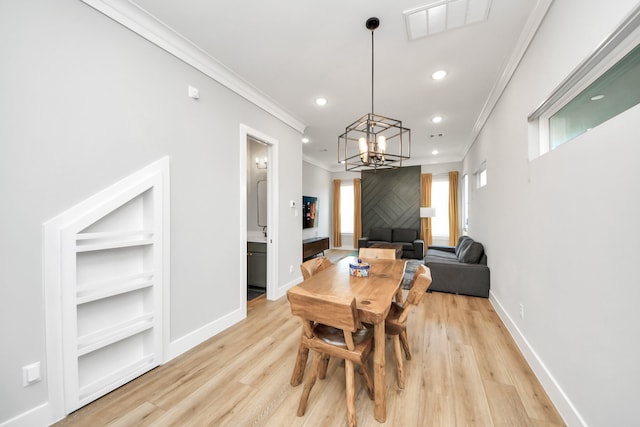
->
[392,228,417,243]
[456,236,473,257]
[458,241,484,264]
[425,249,458,262]
[369,228,392,242]
[454,236,470,256]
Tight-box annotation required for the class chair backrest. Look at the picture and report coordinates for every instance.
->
[358,247,396,260]
[300,256,333,280]
[400,265,432,323]
[288,292,359,333]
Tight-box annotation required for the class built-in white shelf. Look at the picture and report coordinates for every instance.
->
[76,271,154,305]
[75,230,154,252]
[77,312,155,356]
[44,157,168,415]
[78,354,155,403]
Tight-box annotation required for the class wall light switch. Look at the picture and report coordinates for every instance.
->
[289,200,296,208]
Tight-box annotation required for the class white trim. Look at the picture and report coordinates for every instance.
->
[168,306,245,360]
[0,403,50,427]
[465,0,554,157]
[489,291,586,427]
[240,124,280,302]
[79,0,306,134]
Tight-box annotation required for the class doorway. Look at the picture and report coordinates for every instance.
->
[247,137,268,302]
[240,124,278,312]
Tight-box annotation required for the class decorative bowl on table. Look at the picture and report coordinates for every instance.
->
[349,259,370,277]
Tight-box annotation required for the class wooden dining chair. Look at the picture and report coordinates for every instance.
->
[291,256,335,386]
[300,256,333,280]
[287,291,374,427]
[358,247,396,260]
[385,264,432,389]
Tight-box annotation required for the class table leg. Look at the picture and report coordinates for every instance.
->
[373,322,386,422]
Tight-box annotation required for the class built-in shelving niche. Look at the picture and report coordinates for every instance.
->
[45,157,169,415]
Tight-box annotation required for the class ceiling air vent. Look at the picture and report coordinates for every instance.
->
[404,0,492,40]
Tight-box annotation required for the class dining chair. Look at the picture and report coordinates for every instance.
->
[300,256,333,280]
[358,247,396,260]
[291,256,335,386]
[287,291,374,427]
[385,264,432,389]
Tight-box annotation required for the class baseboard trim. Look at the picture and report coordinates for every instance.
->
[0,403,50,427]
[168,306,245,361]
[271,276,301,301]
[489,291,586,427]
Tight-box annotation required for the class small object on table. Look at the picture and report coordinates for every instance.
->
[349,258,370,277]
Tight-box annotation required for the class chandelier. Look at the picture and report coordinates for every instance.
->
[338,17,411,172]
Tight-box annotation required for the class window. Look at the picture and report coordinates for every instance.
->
[529,9,640,156]
[476,162,487,188]
[462,174,469,232]
[340,184,354,234]
[549,43,640,149]
[431,177,449,238]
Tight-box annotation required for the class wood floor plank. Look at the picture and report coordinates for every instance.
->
[449,342,494,426]
[54,290,565,427]
[483,380,534,427]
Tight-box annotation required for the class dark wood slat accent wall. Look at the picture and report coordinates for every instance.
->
[361,166,421,237]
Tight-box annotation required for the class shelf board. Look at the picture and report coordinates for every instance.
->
[78,354,156,403]
[75,230,154,253]
[77,271,154,305]
[77,313,155,356]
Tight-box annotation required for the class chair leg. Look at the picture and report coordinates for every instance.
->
[360,359,374,400]
[399,330,412,360]
[297,351,322,416]
[318,353,330,379]
[290,344,309,386]
[344,360,357,427]
[393,335,406,389]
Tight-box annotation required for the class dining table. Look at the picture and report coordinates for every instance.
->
[287,255,407,422]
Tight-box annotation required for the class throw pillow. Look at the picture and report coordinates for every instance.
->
[455,236,472,257]
[459,242,484,264]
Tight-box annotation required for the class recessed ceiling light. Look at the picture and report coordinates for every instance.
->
[431,115,443,123]
[432,70,447,80]
[302,137,309,143]
[315,97,328,106]
[432,150,439,155]
[591,94,605,101]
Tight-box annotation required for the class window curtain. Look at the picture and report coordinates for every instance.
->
[448,171,460,246]
[420,173,433,246]
[332,179,342,247]
[353,178,362,249]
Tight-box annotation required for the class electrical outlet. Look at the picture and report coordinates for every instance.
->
[23,362,41,386]
[289,265,294,273]
[519,303,524,319]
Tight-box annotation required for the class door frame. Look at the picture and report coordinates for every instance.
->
[239,124,279,309]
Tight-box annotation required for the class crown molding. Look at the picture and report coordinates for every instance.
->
[464,0,554,157]
[80,0,306,134]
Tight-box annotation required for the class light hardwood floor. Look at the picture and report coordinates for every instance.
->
[55,291,565,427]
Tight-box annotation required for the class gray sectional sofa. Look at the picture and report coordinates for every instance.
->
[358,227,424,259]
[424,236,490,298]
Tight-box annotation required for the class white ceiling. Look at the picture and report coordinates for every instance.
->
[130,0,545,171]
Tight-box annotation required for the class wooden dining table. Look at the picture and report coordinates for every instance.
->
[287,255,407,422]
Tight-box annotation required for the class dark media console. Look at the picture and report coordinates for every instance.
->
[302,237,329,260]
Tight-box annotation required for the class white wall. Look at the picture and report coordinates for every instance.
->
[0,0,302,424]
[464,0,640,425]
[302,161,331,244]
